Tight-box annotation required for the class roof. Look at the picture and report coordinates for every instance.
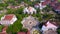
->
[46,21,57,28]
[0,32,7,34]
[42,21,58,31]
[17,30,30,34]
[42,2,47,6]
[21,16,39,30]
[17,32,26,34]
[3,14,15,21]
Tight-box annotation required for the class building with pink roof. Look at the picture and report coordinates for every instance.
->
[41,21,58,31]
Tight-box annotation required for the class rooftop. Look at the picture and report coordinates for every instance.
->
[3,14,15,21]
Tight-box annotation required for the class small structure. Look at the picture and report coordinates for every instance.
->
[0,14,17,25]
[23,6,36,14]
[21,16,39,30]
[41,21,58,32]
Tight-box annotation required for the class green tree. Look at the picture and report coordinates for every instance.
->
[0,3,8,7]
[14,7,24,14]
[6,20,23,34]
[0,25,4,32]
[6,9,15,14]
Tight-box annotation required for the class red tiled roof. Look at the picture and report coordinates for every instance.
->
[3,14,14,21]
[17,32,26,34]
[27,31,30,34]
[0,32,7,34]
[50,2,55,7]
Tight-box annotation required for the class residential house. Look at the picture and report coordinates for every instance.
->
[23,6,36,14]
[41,21,58,32]
[53,3,60,14]
[21,16,39,30]
[0,14,17,25]
[40,0,58,10]
[49,2,60,14]
[40,0,60,14]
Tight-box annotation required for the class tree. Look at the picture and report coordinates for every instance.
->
[6,9,15,14]
[6,20,23,34]
[0,3,8,7]
[0,7,3,10]
[0,25,4,32]
[14,7,24,14]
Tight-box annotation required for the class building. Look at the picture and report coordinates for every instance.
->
[41,21,58,32]
[50,3,60,14]
[0,14,17,25]
[23,6,36,14]
[40,0,58,9]
[21,16,39,30]
[40,0,60,14]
